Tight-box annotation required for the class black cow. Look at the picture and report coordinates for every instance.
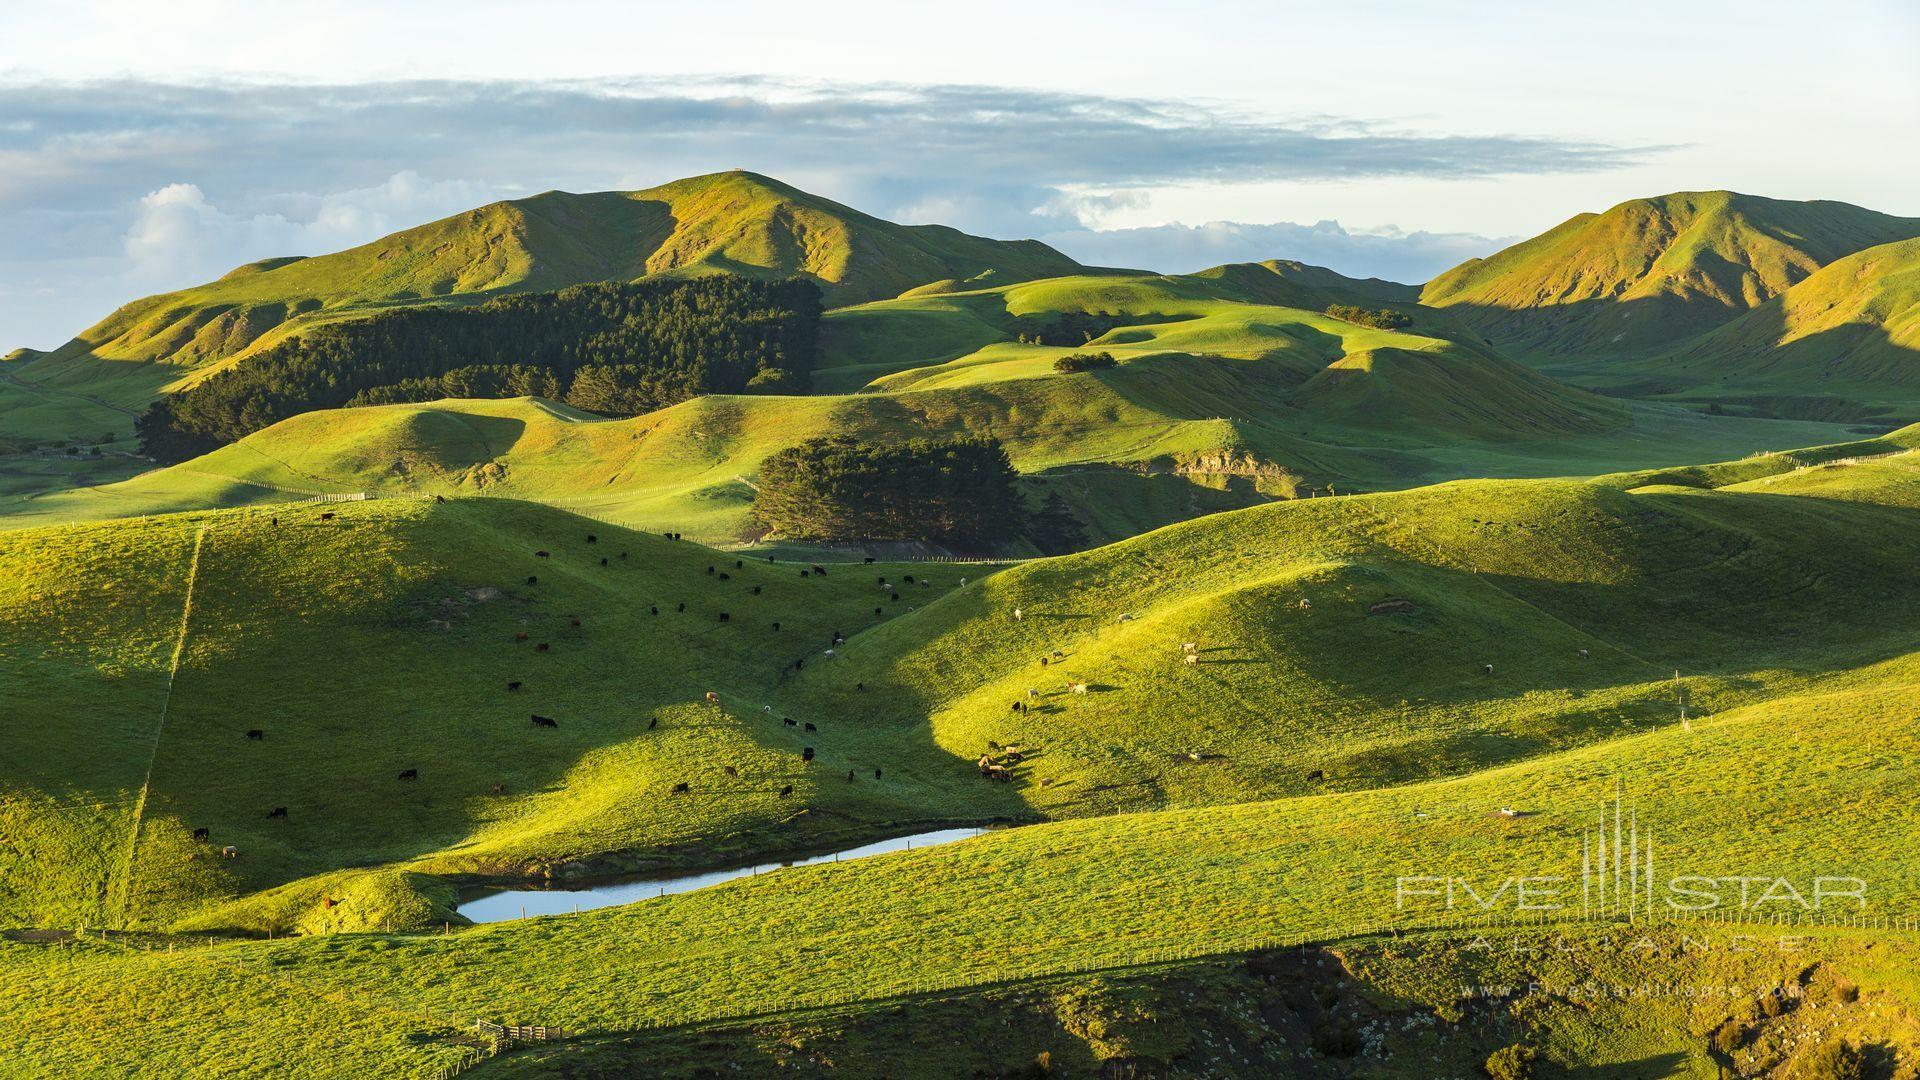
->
[718,572,731,581]
[535,642,551,653]
[846,770,855,782]
[800,570,810,578]
[535,550,550,559]
[266,806,287,818]
[1307,769,1327,781]
[398,769,418,781]
[600,557,609,567]
[677,602,686,612]
[515,631,529,641]
[569,617,582,628]
[722,765,738,778]
[873,768,882,780]
[707,565,716,575]
[586,534,597,543]
[804,722,817,732]
[435,494,446,504]
[527,576,539,585]
[531,715,558,728]
[320,512,335,521]
[904,575,915,584]
[856,682,865,692]
[891,592,901,601]
[874,607,883,616]
[811,565,826,576]
[802,747,815,762]
[778,784,794,797]
[773,621,781,631]
[735,560,744,569]
[192,827,209,841]
[784,718,797,727]
[246,729,264,740]
[794,657,803,670]
[650,605,659,616]
[719,612,731,622]
[752,585,762,595]
[507,681,522,692]
[648,717,658,730]
[864,556,876,564]
[671,782,690,793]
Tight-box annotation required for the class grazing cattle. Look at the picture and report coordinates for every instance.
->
[707,565,716,575]
[535,550,550,559]
[890,592,900,601]
[586,534,597,543]
[324,897,340,909]
[779,784,794,797]
[1027,688,1039,699]
[718,572,730,581]
[793,657,803,670]
[650,606,659,616]
[874,768,883,780]
[705,692,721,705]
[516,631,529,642]
[863,556,875,564]
[1307,769,1327,781]
[878,577,889,587]
[535,642,550,653]
[569,617,582,628]
[985,765,1012,783]
[246,729,264,740]
[1003,751,1023,764]
[773,621,781,631]
[1117,613,1134,624]
[621,552,629,559]
[856,682,866,692]
[802,747,815,762]
[1578,648,1590,658]
[672,782,690,793]
[763,705,773,714]
[800,570,810,578]
[221,846,239,860]
[1070,682,1089,695]
[270,517,278,527]
[677,602,686,612]
[435,495,447,504]
[1484,663,1494,675]
[1040,657,1049,667]
[648,717,658,730]
[1183,653,1199,667]
[722,765,738,778]
[874,607,883,616]
[833,632,845,645]
[320,512,335,521]
[811,565,826,576]
[784,718,797,727]
[531,715,558,729]
[904,575,915,583]
[490,783,505,794]
[768,556,775,563]
[823,649,834,658]
[398,769,418,781]
[600,557,609,567]
[804,721,817,732]
[752,585,762,595]
[526,576,538,585]
[719,612,731,622]
[267,806,287,818]
[192,827,209,841]
[1051,650,1064,659]
[735,560,744,569]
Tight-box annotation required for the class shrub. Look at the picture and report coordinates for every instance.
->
[1323,304,1412,330]
[1788,1038,1865,1080]
[1484,1043,1539,1080]
[1053,351,1117,374]
[753,436,1021,547]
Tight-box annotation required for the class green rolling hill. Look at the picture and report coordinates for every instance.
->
[1422,191,1920,364]
[8,170,1104,415]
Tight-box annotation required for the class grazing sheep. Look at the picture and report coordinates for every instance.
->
[763,705,773,714]
[1013,608,1023,621]
[192,827,209,841]
[779,784,794,797]
[1181,642,1198,654]
[246,729,264,740]
[1070,682,1089,695]
[1051,649,1064,659]
[1183,653,1199,667]
[1483,663,1494,675]
[823,649,834,658]
[1578,648,1589,658]
[397,769,418,781]
[1027,688,1039,699]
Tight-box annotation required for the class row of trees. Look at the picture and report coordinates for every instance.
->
[1322,304,1412,330]
[138,277,822,460]
[1052,351,1117,373]
[1012,311,1136,346]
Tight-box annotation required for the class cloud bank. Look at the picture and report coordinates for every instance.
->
[0,76,1642,346]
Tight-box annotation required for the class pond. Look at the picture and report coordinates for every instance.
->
[457,827,990,923]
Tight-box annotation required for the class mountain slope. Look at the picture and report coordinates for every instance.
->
[1422,191,1920,360]
[1662,236,1920,388]
[15,171,1100,408]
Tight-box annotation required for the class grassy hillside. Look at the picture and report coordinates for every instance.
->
[9,171,1100,413]
[6,442,1919,939]
[1422,191,1920,361]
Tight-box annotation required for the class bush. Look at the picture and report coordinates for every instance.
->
[1484,1043,1539,1080]
[753,436,1020,547]
[1323,304,1412,330]
[1052,351,1117,374]
[1788,1038,1865,1080]
[138,277,821,460]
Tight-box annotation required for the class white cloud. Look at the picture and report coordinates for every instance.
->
[1041,219,1510,284]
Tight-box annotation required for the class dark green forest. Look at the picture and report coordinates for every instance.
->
[138,277,822,460]
[753,436,1021,547]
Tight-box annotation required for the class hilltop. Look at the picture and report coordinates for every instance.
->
[12,170,1101,411]
[1422,190,1920,361]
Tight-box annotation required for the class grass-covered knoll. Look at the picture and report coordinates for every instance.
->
[0,498,1018,934]
[1422,190,1920,361]
[797,468,1920,818]
[9,447,1920,939]
[10,170,1102,414]
[6,658,1919,1075]
[1596,421,1920,493]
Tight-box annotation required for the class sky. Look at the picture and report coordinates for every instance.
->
[2,0,1915,349]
